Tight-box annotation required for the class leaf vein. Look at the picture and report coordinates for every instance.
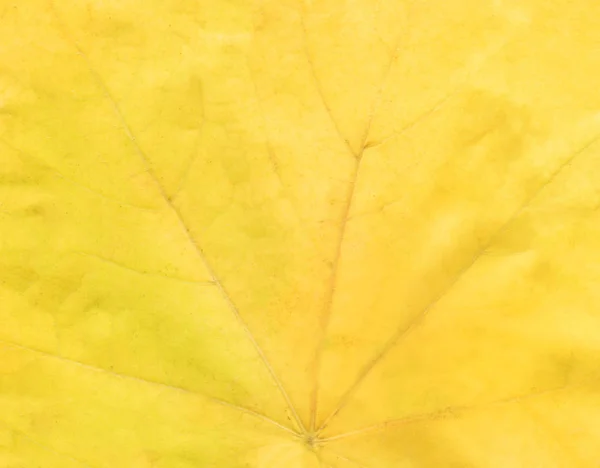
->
[300,16,357,158]
[308,21,409,431]
[320,377,598,442]
[0,339,296,435]
[71,251,215,285]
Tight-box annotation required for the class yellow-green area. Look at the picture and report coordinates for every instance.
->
[2,0,600,466]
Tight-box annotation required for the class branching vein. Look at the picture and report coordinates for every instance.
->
[317,130,600,432]
[300,17,357,159]
[48,3,304,435]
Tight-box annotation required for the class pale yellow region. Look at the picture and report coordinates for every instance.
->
[2,0,600,466]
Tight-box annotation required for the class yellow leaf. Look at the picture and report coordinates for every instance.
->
[2,0,600,466]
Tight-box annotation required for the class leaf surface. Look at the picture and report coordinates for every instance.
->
[2,0,600,466]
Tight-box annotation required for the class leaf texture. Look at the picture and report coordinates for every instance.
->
[2,0,600,466]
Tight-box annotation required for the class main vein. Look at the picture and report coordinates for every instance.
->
[304,15,409,430]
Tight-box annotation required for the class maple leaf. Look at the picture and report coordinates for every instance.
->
[2,0,600,467]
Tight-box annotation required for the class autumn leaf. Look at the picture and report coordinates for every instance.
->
[2,0,600,466]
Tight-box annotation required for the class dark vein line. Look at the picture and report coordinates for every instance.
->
[300,16,357,159]
[344,90,460,227]
[246,55,329,263]
[320,377,598,442]
[309,30,517,430]
[308,154,363,432]
[54,171,156,211]
[70,251,215,285]
[317,131,600,433]
[170,117,205,201]
[0,339,297,436]
[325,450,371,468]
[0,419,95,467]
[170,75,206,201]
[363,87,459,152]
[307,20,409,431]
[247,55,284,183]
[346,33,518,225]
[48,3,304,435]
